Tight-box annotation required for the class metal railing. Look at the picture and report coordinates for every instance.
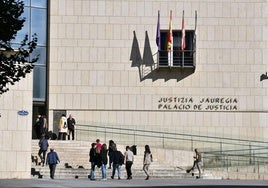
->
[157,49,196,68]
[75,123,268,170]
[203,146,268,170]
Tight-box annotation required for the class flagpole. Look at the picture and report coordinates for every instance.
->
[182,10,185,68]
[156,10,160,68]
[167,10,173,67]
[194,10,197,68]
[169,48,171,67]
[171,10,173,67]
[168,10,171,67]
[194,10,197,34]
[156,10,160,50]
[182,50,184,68]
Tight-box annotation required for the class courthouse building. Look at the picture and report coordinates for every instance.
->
[1,0,268,179]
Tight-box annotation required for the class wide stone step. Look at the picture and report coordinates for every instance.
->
[32,140,163,170]
[31,165,199,179]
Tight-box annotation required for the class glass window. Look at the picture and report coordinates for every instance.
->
[12,7,30,44]
[31,47,46,65]
[158,30,196,68]
[33,66,46,100]
[22,0,29,6]
[31,0,47,8]
[31,8,47,45]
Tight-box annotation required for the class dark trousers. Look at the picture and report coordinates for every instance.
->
[125,161,133,178]
[49,164,56,179]
[58,132,66,140]
[38,149,47,164]
[108,154,112,168]
[68,129,75,140]
[191,161,201,177]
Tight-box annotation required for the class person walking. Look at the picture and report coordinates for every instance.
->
[34,114,43,139]
[58,114,67,140]
[110,147,123,180]
[143,145,153,180]
[108,140,116,169]
[125,146,134,180]
[38,134,49,166]
[186,148,202,179]
[46,148,60,179]
[67,114,76,140]
[100,143,108,180]
[89,143,97,180]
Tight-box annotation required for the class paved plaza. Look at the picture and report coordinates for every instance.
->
[0,178,268,188]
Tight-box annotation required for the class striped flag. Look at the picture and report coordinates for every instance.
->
[167,10,173,52]
[156,10,161,50]
[181,10,186,51]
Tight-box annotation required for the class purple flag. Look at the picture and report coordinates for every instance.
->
[156,10,161,50]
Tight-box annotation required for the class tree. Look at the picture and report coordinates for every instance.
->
[0,0,38,94]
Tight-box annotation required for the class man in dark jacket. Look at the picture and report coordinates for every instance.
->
[35,114,44,139]
[46,148,60,179]
[100,144,108,180]
[67,114,76,140]
[89,143,97,180]
[108,140,116,169]
[38,134,49,166]
[110,147,123,180]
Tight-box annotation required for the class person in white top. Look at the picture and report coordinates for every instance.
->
[124,146,134,180]
[58,114,68,140]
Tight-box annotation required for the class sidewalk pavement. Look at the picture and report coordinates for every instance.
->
[0,178,268,188]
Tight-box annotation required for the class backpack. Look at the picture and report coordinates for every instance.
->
[119,151,124,165]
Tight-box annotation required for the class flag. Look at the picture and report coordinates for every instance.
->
[167,10,173,52]
[194,10,197,41]
[156,10,161,50]
[181,10,186,51]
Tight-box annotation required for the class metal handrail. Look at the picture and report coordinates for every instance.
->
[76,123,268,147]
[75,123,268,170]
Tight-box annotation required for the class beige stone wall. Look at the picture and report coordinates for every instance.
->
[48,0,268,149]
[0,74,33,178]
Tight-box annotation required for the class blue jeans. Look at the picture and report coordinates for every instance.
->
[101,164,107,179]
[89,162,96,180]
[112,163,121,178]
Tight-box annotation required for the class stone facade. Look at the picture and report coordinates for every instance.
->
[0,74,33,178]
[48,0,268,148]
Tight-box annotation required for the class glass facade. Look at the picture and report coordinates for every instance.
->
[14,0,47,101]
[13,0,48,138]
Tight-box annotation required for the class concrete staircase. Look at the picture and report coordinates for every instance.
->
[31,140,216,179]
